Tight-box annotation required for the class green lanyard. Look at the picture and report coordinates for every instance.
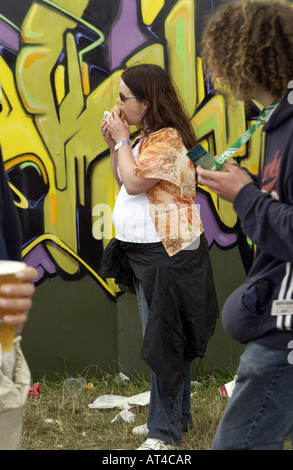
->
[214,100,278,170]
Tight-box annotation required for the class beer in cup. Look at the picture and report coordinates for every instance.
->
[0,261,27,352]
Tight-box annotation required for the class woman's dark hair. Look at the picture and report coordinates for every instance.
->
[121,64,197,149]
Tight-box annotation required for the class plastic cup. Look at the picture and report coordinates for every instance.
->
[0,261,27,353]
[63,378,87,397]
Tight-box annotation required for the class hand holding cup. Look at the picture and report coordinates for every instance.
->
[0,261,37,352]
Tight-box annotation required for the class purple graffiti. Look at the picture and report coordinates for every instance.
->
[23,244,56,283]
[195,192,238,248]
[107,0,148,69]
[0,19,19,51]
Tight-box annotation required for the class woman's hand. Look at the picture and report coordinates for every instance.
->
[100,117,116,150]
[0,266,38,332]
[100,109,130,149]
[107,109,130,144]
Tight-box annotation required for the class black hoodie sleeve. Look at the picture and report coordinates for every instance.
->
[0,149,22,261]
[234,181,293,262]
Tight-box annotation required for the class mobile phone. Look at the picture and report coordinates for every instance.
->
[187,144,217,170]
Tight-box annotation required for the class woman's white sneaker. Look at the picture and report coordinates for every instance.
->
[136,438,175,450]
[132,423,149,436]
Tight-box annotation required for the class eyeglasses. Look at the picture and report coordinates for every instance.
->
[119,92,136,102]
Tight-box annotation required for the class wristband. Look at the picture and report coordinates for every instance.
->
[115,139,131,151]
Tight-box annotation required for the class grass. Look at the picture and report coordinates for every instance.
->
[21,367,230,451]
[22,367,292,451]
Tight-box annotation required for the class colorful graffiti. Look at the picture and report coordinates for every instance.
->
[0,0,258,297]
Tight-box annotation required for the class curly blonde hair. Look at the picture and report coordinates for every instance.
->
[201,0,293,101]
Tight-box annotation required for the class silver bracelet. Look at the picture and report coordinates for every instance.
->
[115,139,131,151]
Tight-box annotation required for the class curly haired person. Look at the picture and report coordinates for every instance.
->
[196,0,293,450]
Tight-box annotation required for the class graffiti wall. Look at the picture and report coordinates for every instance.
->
[0,0,259,377]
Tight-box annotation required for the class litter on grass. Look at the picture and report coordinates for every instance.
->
[88,391,150,410]
[88,390,150,425]
[111,409,136,424]
[63,377,87,397]
[88,380,201,425]
[218,379,236,398]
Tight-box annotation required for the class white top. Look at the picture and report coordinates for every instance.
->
[112,144,160,243]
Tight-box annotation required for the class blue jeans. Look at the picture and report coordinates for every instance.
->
[135,279,192,446]
[212,342,293,450]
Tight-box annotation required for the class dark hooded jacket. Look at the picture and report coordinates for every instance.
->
[0,148,22,261]
[222,93,293,350]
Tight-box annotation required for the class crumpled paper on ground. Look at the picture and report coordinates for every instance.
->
[88,391,150,410]
[88,391,150,424]
[219,379,236,398]
[111,409,136,423]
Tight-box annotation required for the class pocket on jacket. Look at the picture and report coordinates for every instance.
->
[242,279,273,315]
[222,280,273,344]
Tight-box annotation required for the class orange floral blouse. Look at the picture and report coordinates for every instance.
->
[134,127,203,256]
